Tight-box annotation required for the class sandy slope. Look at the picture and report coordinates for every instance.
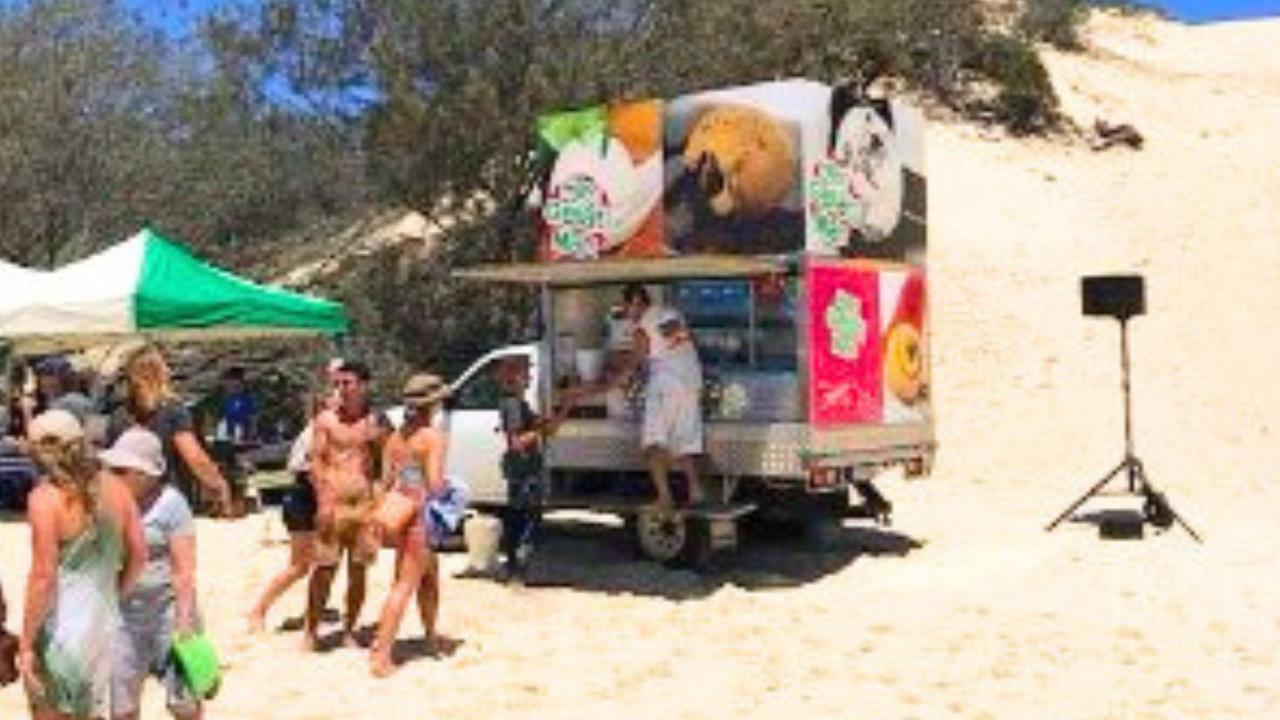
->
[3,12,1280,719]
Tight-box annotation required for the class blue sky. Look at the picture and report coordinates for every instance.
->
[1150,0,1280,22]
[121,0,1280,34]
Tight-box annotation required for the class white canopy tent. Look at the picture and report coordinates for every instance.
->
[0,228,349,352]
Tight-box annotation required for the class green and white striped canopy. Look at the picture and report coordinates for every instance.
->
[0,228,348,349]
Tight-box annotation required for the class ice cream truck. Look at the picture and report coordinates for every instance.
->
[445,79,932,567]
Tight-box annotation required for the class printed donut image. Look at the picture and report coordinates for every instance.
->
[884,272,927,405]
[681,105,797,218]
[884,322,924,404]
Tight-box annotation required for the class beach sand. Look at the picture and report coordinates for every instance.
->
[3,11,1280,719]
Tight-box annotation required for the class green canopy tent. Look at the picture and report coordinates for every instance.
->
[0,228,348,350]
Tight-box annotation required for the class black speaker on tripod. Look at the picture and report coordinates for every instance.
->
[1046,274,1201,541]
[1081,275,1145,319]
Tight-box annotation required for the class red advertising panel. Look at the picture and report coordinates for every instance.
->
[807,260,882,425]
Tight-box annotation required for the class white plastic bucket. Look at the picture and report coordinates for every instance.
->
[464,514,503,573]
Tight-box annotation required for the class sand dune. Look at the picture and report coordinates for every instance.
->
[3,11,1280,719]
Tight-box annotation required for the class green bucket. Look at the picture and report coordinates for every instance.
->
[171,633,221,699]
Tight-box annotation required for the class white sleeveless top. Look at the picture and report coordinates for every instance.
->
[639,306,702,393]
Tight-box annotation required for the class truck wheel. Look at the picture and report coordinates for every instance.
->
[631,507,688,565]
[683,517,738,573]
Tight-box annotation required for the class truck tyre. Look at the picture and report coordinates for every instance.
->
[630,507,689,566]
[683,517,737,574]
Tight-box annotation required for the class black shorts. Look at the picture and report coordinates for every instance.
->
[281,473,317,533]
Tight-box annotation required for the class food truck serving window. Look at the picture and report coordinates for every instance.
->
[672,278,798,372]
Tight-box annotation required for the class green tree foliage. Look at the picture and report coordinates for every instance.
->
[0,0,367,267]
[219,0,1072,372]
[0,0,1075,378]
[1019,0,1087,49]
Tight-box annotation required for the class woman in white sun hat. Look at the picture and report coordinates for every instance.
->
[101,427,205,720]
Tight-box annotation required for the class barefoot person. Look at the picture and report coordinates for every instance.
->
[20,410,146,720]
[369,374,449,677]
[104,428,204,720]
[303,360,382,650]
[246,360,343,634]
[603,284,705,509]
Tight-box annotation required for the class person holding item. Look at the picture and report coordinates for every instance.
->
[496,356,576,582]
[19,410,146,720]
[600,283,706,509]
[369,373,450,677]
[303,360,383,652]
[103,428,205,720]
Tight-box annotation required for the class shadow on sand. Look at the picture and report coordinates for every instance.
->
[457,515,924,601]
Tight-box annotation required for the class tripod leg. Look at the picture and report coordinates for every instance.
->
[1133,462,1203,543]
[1045,459,1129,532]
[1172,512,1204,543]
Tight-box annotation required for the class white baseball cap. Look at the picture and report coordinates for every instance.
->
[98,427,166,477]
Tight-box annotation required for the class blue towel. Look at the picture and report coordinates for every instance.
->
[425,476,469,548]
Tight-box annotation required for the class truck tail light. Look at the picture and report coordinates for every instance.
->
[807,466,840,492]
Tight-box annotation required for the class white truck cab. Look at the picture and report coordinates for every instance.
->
[442,343,541,507]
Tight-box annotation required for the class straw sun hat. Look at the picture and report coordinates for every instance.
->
[402,373,450,408]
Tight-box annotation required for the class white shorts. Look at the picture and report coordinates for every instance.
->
[642,384,703,456]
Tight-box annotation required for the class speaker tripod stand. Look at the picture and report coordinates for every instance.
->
[1045,315,1202,542]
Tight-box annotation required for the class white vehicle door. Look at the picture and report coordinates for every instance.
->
[443,350,536,506]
